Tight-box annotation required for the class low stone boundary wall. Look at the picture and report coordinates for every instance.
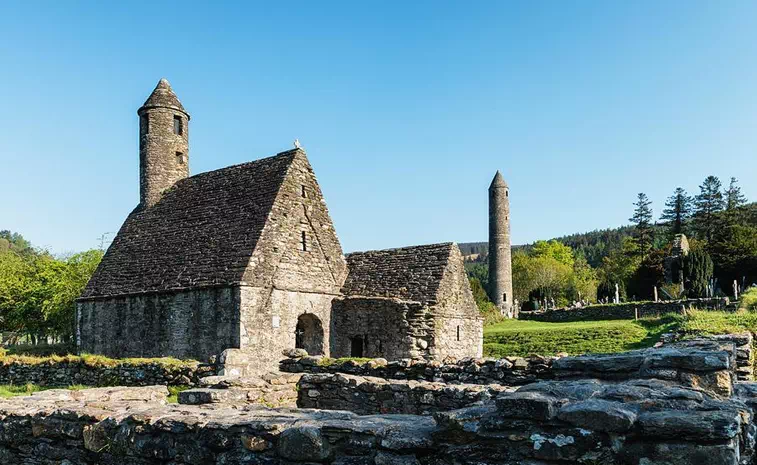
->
[660,332,754,381]
[297,372,513,414]
[519,297,731,322]
[179,372,301,407]
[0,359,216,387]
[5,362,757,465]
[281,354,555,386]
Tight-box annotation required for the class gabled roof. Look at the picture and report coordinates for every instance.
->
[81,150,300,298]
[138,78,188,116]
[341,243,454,304]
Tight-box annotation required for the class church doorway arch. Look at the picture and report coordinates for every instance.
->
[295,314,324,355]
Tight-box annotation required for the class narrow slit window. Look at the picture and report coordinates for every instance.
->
[301,231,307,251]
[301,185,307,198]
[503,292,508,303]
[173,115,183,135]
[176,152,185,164]
[140,115,149,134]
[456,326,461,341]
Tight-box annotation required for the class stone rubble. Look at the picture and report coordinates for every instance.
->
[178,372,301,407]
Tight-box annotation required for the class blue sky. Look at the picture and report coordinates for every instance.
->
[1,1,756,254]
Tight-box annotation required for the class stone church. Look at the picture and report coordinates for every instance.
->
[77,79,482,373]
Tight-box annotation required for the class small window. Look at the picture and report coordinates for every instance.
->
[173,115,183,135]
[301,231,307,251]
[503,292,508,303]
[176,152,185,164]
[456,326,461,341]
[506,190,509,197]
[140,115,149,134]
[301,185,307,198]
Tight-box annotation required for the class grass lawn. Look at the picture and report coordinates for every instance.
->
[483,317,680,358]
[0,383,92,398]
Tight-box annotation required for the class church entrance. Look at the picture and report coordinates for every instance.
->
[295,314,324,355]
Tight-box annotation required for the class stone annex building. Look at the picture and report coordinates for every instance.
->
[76,79,483,372]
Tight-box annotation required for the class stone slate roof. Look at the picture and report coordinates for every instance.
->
[341,243,454,304]
[138,79,188,116]
[81,150,299,298]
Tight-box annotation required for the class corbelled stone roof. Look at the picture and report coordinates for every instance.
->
[138,78,188,116]
[82,150,300,298]
[341,243,454,304]
[489,170,507,188]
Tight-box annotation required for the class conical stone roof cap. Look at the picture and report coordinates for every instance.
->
[489,170,508,188]
[138,78,189,117]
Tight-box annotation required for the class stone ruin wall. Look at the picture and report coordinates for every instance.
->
[76,286,241,362]
[520,297,733,322]
[8,338,757,465]
[330,297,428,360]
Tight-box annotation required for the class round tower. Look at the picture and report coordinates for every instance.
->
[137,78,190,207]
[488,171,514,317]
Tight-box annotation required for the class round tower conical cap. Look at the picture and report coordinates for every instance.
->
[138,78,189,117]
[489,170,508,188]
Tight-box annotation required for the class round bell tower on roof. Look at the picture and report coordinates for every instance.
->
[138,79,190,208]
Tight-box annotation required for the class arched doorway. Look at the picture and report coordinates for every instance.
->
[295,314,324,355]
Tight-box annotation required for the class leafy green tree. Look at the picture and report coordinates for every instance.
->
[630,193,654,260]
[569,255,598,302]
[683,248,714,298]
[530,240,575,267]
[660,187,693,235]
[693,176,725,244]
[628,249,666,300]
[710,224,757,287]
[597,237,641,301]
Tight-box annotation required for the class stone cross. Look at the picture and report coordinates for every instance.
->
[653,286,658,302]
[614,284,620,304]
[734,280,739,300]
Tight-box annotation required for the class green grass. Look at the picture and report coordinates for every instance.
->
[0,352,198,369]
[167,385,190,403]
[317,357,373,367]
[483,305,757,358]
[739,287,757,311]
[483,315,682,358]
[0,383,93,398]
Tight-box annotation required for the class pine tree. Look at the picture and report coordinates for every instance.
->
[693,175,724,244]
[629,193,653,260]
[659,187,693,235]
[725,177,747,211]
[683,248,714,298]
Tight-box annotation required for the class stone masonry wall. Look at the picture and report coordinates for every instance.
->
[330,297,424,360]
[432,244,484,359]
[77,286,241,362]
[284,337,742,396]
[520,297,732,322]
[281,353,556,386]
[0,359,215,387]
[297,372,512,414]
[7,348,757,465]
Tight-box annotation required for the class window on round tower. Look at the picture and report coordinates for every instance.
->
[140,115,149,134]
[173,115,183,135]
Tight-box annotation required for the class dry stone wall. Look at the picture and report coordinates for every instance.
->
[280,353,555,386]
[520,297,732,322]
[0,359,215,387]
[7,363,757,464]
[297,372,513,414]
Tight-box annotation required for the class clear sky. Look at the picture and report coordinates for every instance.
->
[1,1,756,255]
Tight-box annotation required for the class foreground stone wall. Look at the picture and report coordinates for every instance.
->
[520,297,732,322]
[281,353,555,386]
[297,372,512,414]
[77,286,241,362]
[0,359,215,387]
[6,370,757,464]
